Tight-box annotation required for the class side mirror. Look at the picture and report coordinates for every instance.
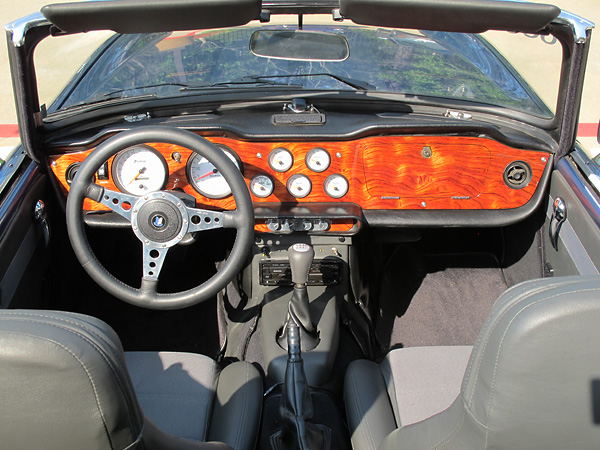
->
[250,30,349,62]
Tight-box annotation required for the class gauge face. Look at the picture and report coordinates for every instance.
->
[268,148,294,172]
[287,174,312,198]
[112,145,168,196]
[187,145,241,199]
[324,174,349,198]
[305,147,331,172]
[250,174,274,198]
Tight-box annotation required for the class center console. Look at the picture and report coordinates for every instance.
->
[252,234,351,386]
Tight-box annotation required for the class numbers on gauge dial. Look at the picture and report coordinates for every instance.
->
[305,147,331,172]
[268,147,294,172]
[324,174,349,198]
[187,146,241,199]
[112,145,168,196]
[287,174,312,198]
[250,174,275,198]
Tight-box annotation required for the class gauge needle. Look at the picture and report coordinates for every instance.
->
[128,167,146,185]
[196,169,218,181]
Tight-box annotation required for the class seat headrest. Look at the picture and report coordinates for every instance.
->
[461,276,600,448]
[0,310,143,450]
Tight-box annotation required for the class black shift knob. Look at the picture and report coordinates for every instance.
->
[288,243,314,285]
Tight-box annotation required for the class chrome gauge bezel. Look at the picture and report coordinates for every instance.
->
[323,174,349,198]
[186,144,243,199]
[286,174,312,198]
[305,147,331,172]
[112,145,169,196]
[268,147,294,173]
[249,174,275,198]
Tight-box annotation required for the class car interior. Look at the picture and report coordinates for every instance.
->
[0,0,599,449]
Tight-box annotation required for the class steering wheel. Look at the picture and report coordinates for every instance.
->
[65,126,254,310]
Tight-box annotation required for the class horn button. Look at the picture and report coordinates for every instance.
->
[132,192,188,245]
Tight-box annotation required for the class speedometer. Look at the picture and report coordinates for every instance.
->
[187,144,242,199]
[112,145,168,196]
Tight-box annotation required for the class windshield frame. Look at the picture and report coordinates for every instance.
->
[3,8,594,165]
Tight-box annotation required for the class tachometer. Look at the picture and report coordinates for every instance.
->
[112,145,168,196]
[187,144,242,199]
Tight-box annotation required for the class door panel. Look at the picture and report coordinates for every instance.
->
[0,157,50,308]
[544,156,600,277]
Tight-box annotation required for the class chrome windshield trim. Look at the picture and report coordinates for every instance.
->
[0,146,26,194]
[555,10,595,44]
[4,12,51,47]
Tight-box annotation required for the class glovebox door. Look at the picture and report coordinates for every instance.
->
[544,151,600,277]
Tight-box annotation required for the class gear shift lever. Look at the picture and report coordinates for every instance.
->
[278,244,319,351]
[289,243,314,285]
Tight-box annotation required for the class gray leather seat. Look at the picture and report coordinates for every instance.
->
[344,276,600,450]
[0,310,263,450]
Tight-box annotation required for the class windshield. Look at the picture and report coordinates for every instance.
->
[51,24,551,117]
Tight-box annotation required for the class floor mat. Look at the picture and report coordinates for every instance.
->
[375,250,507,350]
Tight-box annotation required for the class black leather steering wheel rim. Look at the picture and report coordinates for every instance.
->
[66,126,254,310]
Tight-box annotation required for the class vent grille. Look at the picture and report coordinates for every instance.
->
[503,161,532,189]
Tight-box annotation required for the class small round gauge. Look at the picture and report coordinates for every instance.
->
[324,174,349,199]
[305,147,331,172]
[250,174,275,198]
[287,174,312,198]
[187,145,241,199]
[112,145,168,196]
[268,147,294,172]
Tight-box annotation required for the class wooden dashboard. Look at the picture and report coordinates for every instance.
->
[49,134,550,216]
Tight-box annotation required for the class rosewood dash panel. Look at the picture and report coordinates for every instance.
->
[49,135,549,212]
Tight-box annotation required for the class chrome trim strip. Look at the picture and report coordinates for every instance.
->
[4,12,50,47]
[0,147,26,194]
[555,10,595,44]
[557,157,600,230]
[571,144,600,194]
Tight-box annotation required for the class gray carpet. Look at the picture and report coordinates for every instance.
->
[375,250,507,350]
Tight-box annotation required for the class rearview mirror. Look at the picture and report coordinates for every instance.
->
[250,30,349,62]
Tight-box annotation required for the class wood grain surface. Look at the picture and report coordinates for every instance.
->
[49,134,550,213]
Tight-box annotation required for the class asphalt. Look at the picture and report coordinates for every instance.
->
[0,0,598,161]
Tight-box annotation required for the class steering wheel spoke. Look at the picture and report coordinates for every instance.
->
[98,188,138,221]
[66,126,254,309]
[142,244,169,281]
[186,208,224,233]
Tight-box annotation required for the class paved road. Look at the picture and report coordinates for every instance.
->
[0,0,598,160]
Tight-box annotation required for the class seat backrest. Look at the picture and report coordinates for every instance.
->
[0,310,144,449]
[382,276,600,449]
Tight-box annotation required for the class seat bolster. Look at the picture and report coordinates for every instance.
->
[382,346,471,427]
[344,360,397,450]
[378,399,486,450]
[142,417,234,450]
[207,361,263,450]
[125,351,219,443]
